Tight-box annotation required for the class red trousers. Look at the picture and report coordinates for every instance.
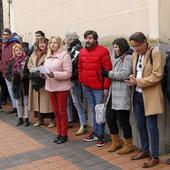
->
[49,91,69,136]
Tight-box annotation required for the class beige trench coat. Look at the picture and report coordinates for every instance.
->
[27,52,53,113]
[132,47,164,116]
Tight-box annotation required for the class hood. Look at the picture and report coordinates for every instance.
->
[3,36,20,46]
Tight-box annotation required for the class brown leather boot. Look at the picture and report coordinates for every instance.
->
[107,134,121,152]
[116,138,134,154]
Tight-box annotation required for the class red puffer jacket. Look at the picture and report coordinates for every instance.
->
[78,45,112,89]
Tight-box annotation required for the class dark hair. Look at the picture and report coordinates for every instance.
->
[35,30,45,37]
[36,37,48,54]
[3,28,11,35]
[113,38,130,55]
[129,32,147,43]
[37,37,48,45]
[0,38,2,43]
[84,30,98,40]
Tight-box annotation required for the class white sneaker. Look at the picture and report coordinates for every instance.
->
[76,125,87,135]
[33,121,43,127]
[48,121,56,128]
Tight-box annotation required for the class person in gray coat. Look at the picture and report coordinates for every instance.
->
[102,38,134,154]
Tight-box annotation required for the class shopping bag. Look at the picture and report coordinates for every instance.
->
[95,103,106,124]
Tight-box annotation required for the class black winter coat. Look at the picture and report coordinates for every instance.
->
[164,51,170,102]
[67,39,82,81]
[6,57,30,99]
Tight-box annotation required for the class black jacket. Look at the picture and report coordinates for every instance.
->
[67,39,82,81]
[164,51,170,102]
[6,57,30,99]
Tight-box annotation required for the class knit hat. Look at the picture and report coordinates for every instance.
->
[3,28,12,35]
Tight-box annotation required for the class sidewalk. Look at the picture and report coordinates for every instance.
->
[0,105,169,170]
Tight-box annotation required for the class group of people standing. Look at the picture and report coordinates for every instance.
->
[0,27,168,168]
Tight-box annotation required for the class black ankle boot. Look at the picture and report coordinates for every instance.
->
[24,118,30,126]
[57,136,67,144]
[16,118,23,126]
[53,135,61,143]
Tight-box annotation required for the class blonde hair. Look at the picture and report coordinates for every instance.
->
[12,43,24,57]
[47,36,63,57]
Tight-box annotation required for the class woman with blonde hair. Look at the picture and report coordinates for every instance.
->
[6,43,30,126]
[28,37,55,128]
[44,36,72,144]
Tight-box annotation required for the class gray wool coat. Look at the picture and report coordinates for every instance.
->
[108,54,132,110]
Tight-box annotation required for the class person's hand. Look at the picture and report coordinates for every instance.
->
[40,73,46,79]
[101,70,109,77]
[104,89,108,102]
[124,74,137,86]
[46,72,54,78]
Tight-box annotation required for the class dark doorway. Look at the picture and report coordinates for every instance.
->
[0,0,3,36]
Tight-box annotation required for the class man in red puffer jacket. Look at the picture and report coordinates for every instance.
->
[78,30,112,147]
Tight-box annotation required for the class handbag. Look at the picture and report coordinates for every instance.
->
[95,103,106,124]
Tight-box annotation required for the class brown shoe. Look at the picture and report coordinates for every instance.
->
[142,158,159,168]
[131,151,150,160]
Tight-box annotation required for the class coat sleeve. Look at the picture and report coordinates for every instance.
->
[108,55,132,81]
[53,54,72,80]
[6,61,12,81]
[136,48,164,88]
[101,49,112,89]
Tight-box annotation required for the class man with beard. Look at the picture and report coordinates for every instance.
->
[0,28,19,113]
[78,30,112,147]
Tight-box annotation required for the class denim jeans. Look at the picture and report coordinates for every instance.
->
[70,81,86,125]
[67,95,73,122]
[82,85,105,136]
[134,91,159,158]
[5,78,16,108]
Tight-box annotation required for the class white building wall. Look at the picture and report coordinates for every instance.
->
[3,0,148,44]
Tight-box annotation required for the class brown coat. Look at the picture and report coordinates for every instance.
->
[132,47,164,116]
[27,52,52,113]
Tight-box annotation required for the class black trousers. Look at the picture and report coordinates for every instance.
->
[0,72,9,103]
[106,98,132,139]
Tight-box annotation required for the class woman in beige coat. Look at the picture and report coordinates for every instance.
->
[126,32,164,168]
[28,37,55,128]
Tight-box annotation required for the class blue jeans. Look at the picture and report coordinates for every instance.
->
[68,81,86,125]
[82,85,105,136]
[134,91,159,158]
[5,78,16,108]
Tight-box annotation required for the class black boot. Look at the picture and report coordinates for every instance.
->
[16,118,23,126]
[57,136,67,144]
[53,135,61,143]
[24,118,30,126]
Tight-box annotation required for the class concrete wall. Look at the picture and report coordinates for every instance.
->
[158,0,170,42]
[3,0,148,44]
